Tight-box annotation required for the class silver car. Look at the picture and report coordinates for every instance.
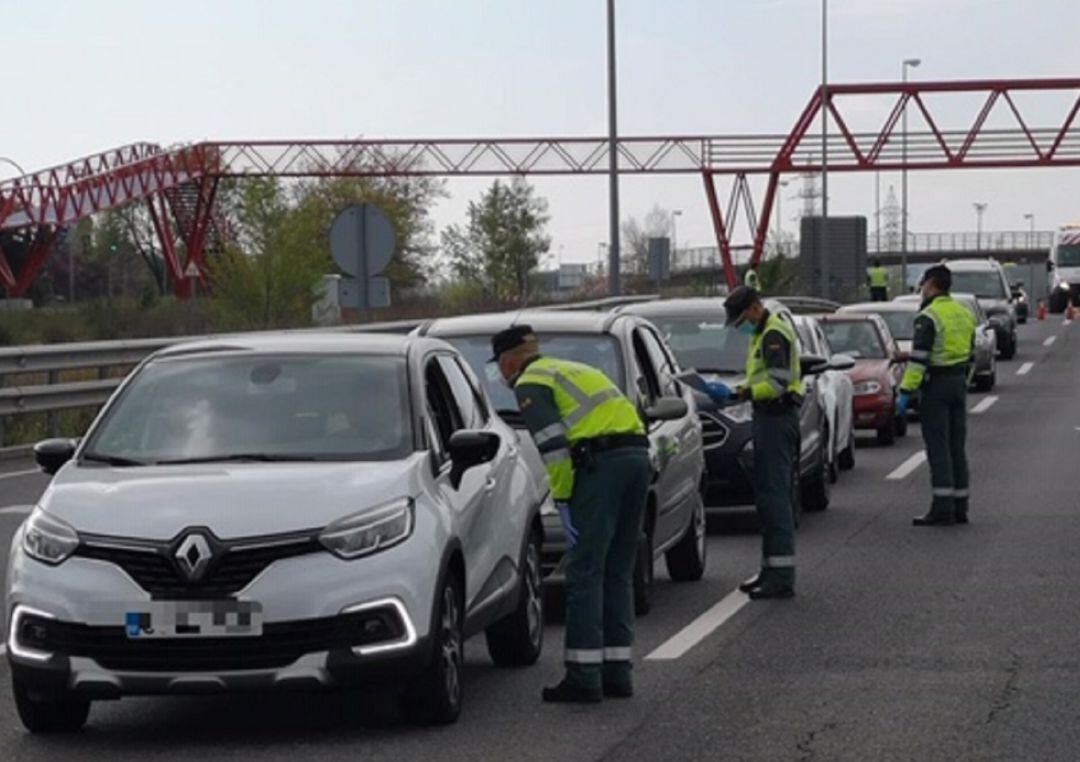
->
[6,334,549,731]
[892,293,997,391]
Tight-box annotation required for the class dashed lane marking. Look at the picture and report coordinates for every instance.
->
[1017,362,1034,376]
[646,588,750,661]
[0,469,41,482]
[970,395,999,414]
[1044,336,1057,347]
[886,450,927,480]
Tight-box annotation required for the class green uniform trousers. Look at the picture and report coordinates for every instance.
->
[564,446,651,691]
[919,369,970,519]
[752,406,799,587]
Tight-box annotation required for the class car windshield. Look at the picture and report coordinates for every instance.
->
[84,354,413,463]
[874,310,916,341]
[950,271,1007,299]
[821,321,887,359]
[445,333,625,415]
[1057,243,1080,267]
[649,316,749,374]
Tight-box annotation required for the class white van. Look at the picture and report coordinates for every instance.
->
[1047,225,1080,313]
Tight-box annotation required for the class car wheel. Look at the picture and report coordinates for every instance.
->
[1000,334,1017,360]
[974,371,994,392]
[402,573,464,725]
[877,417,897,446]
[633,531,653,616]
[802,435,831,512]
[894,410,908,438]
[666,494,707,582]
[838,423,856,471]
[1050,292,1067,314]
[13,680,90,734]
[485,529,544,667]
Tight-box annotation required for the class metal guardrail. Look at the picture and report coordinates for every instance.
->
[0,294,658,449]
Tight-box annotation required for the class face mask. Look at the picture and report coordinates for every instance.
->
[737,322,756,336]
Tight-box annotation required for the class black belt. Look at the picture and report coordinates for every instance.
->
[927,364,969,377]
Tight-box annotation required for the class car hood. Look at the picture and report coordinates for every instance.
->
[979,298,1011,315]
[38,455,428,540]
[849,358,891,382]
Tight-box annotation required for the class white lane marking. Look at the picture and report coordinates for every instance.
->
[0,469,40,482]
[1044,336,1057,347]
[0,505,33,516]
[886,450,927,480]
[646,588,749,661]
[970,395,999,414]
[1017,362,1034,376]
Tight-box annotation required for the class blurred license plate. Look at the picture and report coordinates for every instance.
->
[124,601,262,639]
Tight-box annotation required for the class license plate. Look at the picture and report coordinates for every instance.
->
[124,601,263,639]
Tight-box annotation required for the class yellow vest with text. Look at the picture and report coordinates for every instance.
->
[900,294,976,391]
[745,313,802,402]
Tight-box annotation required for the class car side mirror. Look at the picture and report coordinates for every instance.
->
[800,353,829,376]
[827,354,856,372]
[891,351,909,365]
[644,396,688,423]
[35,438,78,476]
[447,430,500,488]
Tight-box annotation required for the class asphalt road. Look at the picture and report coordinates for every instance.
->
[0,316,1077,760]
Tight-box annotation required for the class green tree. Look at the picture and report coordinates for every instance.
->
[442,178,551,303]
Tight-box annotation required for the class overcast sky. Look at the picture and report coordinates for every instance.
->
[4,0,1080,265]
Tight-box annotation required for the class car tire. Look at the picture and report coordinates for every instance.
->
[13,680,90,734]
[666,495,707,582]
[877,417,897,446]
[894,410,908,438]
[485,529,544,667]
[802,434,831,512]
[402,572,464,725]
[974,371,994,392]
[838,424,856,471]
[1050,292,1068,314]
[1000,334,1017,360]
[633,532,653,616]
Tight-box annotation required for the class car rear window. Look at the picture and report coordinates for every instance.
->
[820,321,887,359]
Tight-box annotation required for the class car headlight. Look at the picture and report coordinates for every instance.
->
[721,401,753,424]
[22,508,79,566]
[319,498,414,560]
[852,380,883,396]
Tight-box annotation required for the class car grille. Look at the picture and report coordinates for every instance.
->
[74,533,322,599]
[699,412,730,450]
[17,609,406,672]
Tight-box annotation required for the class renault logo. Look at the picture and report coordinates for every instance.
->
[175,533,213,582]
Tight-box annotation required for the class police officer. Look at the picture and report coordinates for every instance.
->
[491,325,651,703]
[868,259,890,301]
[722,286,801,600]
[898,264,976,526]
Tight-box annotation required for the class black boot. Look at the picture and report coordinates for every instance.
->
[913,511,955,526]
[738,573,764,594]
[748,583,795,600]
[955,501,969,524]
[542,679,602,704]
[602,682,633,699]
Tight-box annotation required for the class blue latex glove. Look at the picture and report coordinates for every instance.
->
[704,381,733,403]
[556,502,579,549]
[896,391,910,417]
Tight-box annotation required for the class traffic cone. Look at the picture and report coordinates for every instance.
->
[1037,301,1047,321]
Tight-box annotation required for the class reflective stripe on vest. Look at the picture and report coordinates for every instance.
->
[924,295,976,367]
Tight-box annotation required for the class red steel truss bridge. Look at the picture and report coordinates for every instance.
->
[3,77,1080,297]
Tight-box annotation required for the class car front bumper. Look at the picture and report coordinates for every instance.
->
[853,392,894,430]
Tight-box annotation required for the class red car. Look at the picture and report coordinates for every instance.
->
[817,313,908,446]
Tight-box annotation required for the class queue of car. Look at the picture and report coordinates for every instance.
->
[6,259,1023,732]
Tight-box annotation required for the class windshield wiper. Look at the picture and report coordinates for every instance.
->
[81,452,149,467]
[154,453,321,465]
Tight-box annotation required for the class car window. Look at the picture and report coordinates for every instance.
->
[820,321,887,360]
[876,310,916,341]
[796,323,818,355]
[85,354,413,463]
[813,323,834,357]
[950,271,1008,299]
[425,358,464,452]
[638,326,681,398]
[437,355,487,430]
[632,330,662,403]
[652,316,748,374]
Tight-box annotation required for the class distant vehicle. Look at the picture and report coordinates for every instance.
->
[1047,225,1080,313]
[1010,282,1029,323]
[792,314,856,478]
[619,298,844,518]
[940,259,1018,359]
[7,334,550,731]
[817,313,908,446]
[419,310,707,615]
[839,300,918,355]
[893,293,998,390]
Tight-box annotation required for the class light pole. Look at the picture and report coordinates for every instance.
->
[901,57,921,290]
[820,0,829,298]
[1023,212,1035,249]
[0,156,26,178]
[974,202,988,250]
[606,0,620,296]
[671,209,682,266]
[775,180,790,253]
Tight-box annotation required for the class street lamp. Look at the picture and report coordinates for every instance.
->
[820,0,830,298]
[0,156,27,179]
[606,0,620,296]
[1023,212,1035,249]
[901,57,922,289]
[671,209,682,264]
[974,202,988,250]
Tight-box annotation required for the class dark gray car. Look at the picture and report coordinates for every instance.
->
[618,298,835,521]
[417,310,707,615]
